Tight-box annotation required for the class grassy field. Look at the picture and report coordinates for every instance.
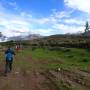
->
[19,47,90,70]
[0,47,90,90]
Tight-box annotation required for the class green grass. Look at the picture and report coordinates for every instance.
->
[22,47,90,70]
[0,47,90,71]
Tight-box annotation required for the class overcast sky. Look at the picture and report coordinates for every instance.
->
[0,0,90,37]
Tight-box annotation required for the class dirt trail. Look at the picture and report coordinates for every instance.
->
[0,55,59,90]
[0,54,90,90]
[0,67,57,90]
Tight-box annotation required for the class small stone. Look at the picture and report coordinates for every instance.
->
[15,72,19,74]
[58,68,61,71]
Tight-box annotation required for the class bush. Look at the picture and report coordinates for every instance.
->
[31,47,37,51]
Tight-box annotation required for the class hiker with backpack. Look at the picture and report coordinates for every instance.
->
[4,46,15,75]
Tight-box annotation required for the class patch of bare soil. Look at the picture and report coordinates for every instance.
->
[0,69,60,90]
[47,68,90,90]
[0,68,90,90]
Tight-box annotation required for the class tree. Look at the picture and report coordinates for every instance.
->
[85,21,89,32]
[0,32,6,41]
[0,32,3,37]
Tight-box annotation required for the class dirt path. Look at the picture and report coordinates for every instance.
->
[0,67,58,90]
[0,53,90,90]
[0,54,59,90]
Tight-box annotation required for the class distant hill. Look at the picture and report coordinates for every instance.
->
[1,34,90,49]
[27,34,90,49]
[7,34,43,41]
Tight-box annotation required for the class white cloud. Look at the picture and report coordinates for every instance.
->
[0,0,88,37]
[31,18,50,24]
[53,23,84,33]
[0,9,86,37]
[64,0,90,14]
[32,10,73,25]
[52,10,73,19]
[30,28,53,36]
[2,29,21,37]
[63,19,85,25]
[0,13,31,37]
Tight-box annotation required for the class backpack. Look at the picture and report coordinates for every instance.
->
[6,52,13,61]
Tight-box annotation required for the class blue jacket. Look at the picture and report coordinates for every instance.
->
[5,48,15,61]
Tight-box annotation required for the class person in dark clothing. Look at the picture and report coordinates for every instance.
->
[5,47,15,74]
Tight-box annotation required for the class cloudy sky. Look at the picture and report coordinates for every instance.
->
[0,0,90,37]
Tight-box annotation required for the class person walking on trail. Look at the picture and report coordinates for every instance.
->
[4,46,15,75]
